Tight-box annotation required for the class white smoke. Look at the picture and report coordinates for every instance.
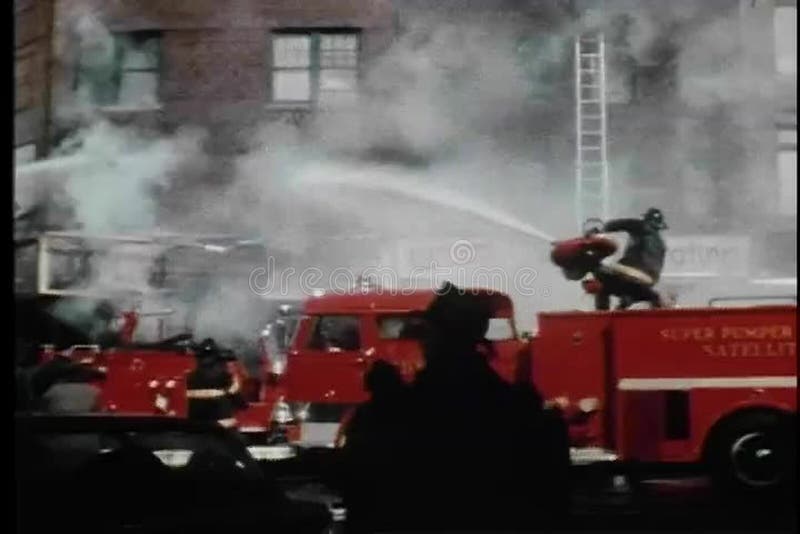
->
[16,2,795,342]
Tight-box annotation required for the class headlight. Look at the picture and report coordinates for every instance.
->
[153,449,193,468]
[578,397,599,413]
[271,398,294,424]
[290,402,310,421]
[270,356,286,375]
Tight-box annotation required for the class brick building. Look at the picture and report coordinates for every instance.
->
[14,0,797,287]
[14,0,54,164]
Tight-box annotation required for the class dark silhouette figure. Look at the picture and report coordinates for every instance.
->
[341,282,571,532]
[187,338,247,428]
[340,360,410,532]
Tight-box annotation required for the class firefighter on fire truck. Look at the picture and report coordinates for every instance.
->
[186,338,247,428]
[595,207,669,310]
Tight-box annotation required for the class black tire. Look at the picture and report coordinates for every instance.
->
[706,411,796,499]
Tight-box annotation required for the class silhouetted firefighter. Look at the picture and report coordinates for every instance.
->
[339,360,409,533]
[341,282,571,532]
[186,338,246,428]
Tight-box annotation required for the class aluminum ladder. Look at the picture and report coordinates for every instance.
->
[574,32,610,231]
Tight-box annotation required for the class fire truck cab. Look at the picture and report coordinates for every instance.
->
[279,288,527,447]
[532,304,797,494]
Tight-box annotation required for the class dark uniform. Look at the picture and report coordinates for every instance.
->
[600,207,668,309]
[341,283,570,532]
[186,339,247,428]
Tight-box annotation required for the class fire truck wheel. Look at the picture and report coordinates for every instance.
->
[707,411,796,499]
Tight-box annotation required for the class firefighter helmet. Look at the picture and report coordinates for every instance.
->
[195,338,220,360]
[424,282,491,344]
[643,207,668,230]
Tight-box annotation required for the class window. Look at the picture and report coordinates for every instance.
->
[378,315,426,340]
[775,5,797,75]
[76,32,160,108]
[271,31,359,108]
[778,129,797,216]
[308,315,361,351]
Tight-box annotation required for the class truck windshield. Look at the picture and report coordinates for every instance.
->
[378,315,515,341]
[308,315,361,351]
[378,315,426,339]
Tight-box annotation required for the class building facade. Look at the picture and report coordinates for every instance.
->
[15,0,797,289]
[14,0,54,164]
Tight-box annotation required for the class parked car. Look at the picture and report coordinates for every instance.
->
[15,413,335,534]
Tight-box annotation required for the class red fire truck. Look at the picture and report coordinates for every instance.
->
[270,237,796,495]
[272,289,524,447]
[23,231,295,459]
[532,305,796,492]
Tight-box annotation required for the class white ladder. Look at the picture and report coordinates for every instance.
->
[574,32,610,231]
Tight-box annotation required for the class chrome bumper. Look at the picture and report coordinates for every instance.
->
[247,444,296,461]
[570,447,619,465]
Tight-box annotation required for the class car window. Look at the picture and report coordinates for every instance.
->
[378,314,426,340]
[308,315,361,351]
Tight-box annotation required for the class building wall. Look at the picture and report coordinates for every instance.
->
[20,1,797,275]
[48,0,394,143]
[15,0,54,162]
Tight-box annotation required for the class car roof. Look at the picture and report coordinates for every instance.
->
[303,288,514,316]
[14,412,228,435]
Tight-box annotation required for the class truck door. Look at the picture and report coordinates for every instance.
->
[284,314,370,404]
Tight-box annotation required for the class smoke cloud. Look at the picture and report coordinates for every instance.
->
[15,1,795,345]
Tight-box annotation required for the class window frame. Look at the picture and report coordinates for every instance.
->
[269,28,361,108]
[305,314,362,352]
[376,313,426,340]
[74,30,162,108]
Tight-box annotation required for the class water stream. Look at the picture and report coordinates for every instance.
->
[296,168,557,244]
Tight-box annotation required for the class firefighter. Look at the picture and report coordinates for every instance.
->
[186,338,246,429]
[598,207,669,309]
[396,282,568,530]
[340,360,410,533]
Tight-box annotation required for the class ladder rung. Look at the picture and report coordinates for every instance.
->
[580,53,601,58]
[581,114,603,119]
[580,131,604,135]
[581,99,603,104]
[581,147,602,151]
[580,84,602,88]
[579,161,605,166]
[579,69,600,73]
